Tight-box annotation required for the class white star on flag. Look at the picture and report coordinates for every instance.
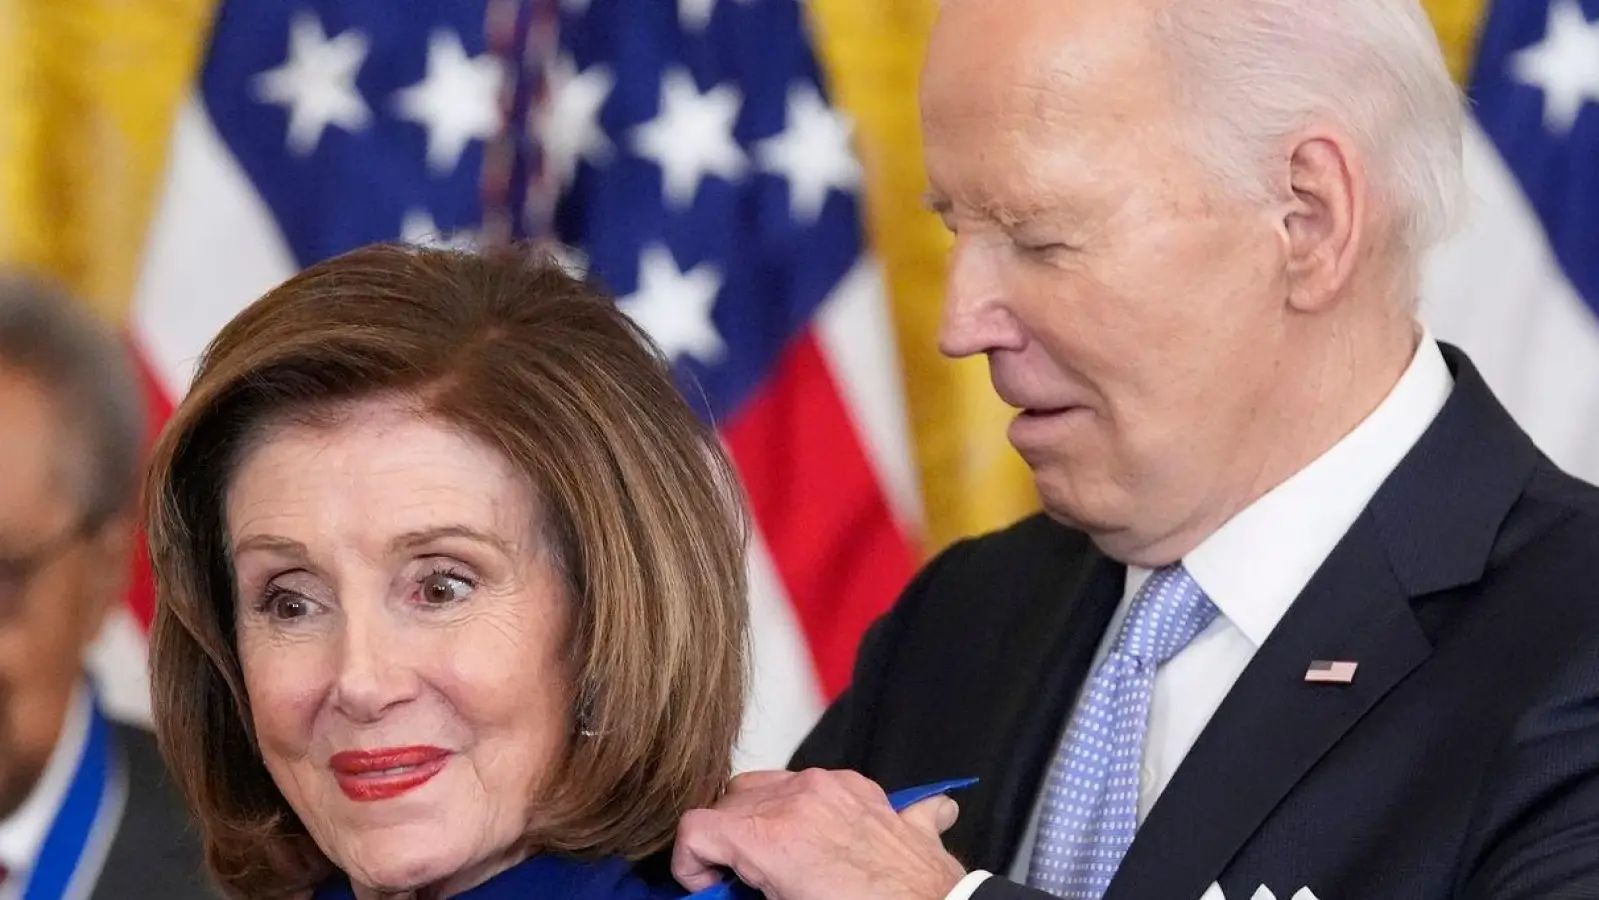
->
[620,244,726,365]
[757,81,863,223]
[537,55,614,188]
[1511,0,1599,134]
[252,11,372,156]
[393,29,505,173]
[401,209,479,251]
[632,69,747,208]
[678,0,754,33]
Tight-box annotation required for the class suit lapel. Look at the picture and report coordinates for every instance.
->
[951,545,1124,873]
[1103,345,1540,900]
[1105,517,1431,900]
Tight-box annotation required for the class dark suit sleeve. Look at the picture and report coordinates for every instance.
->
[1459,630,1599,899]
[789,539,974,772]
[95,723,224,900]
[970,877,1061,900]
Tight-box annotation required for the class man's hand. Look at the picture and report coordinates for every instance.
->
[672,769,969,900]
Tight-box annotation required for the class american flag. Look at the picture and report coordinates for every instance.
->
[530,0,923,767]
[1302,660,1359,685]
[1423,0,1599,485]
[105,0,921,770]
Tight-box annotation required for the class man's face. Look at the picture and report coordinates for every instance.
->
[0,366,122,817]
[922,0,1303,563]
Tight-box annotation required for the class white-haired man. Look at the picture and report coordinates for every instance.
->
[670,0,1599,898]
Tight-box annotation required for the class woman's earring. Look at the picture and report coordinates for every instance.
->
[575,685,602,738]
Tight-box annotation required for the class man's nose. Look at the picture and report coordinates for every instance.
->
[939,236,1026,359]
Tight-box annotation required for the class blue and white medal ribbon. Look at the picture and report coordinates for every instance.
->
[24,703,127,900]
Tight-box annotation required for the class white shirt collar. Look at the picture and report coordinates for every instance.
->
[1168,331,1454,646]
[0,683,94,881]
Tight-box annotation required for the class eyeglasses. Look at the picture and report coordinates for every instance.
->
[0,520,93,622]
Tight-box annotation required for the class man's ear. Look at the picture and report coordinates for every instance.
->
[1280,128,1364,312]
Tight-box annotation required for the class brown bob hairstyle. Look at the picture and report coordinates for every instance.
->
[145,243,750,899]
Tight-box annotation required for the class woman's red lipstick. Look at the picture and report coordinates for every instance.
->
[329,747,450,802]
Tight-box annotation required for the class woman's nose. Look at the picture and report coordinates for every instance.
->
[331,605,420,723]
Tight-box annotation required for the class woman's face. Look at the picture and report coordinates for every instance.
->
[226,399,573,897]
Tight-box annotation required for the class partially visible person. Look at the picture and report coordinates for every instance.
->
[0,275,218,899]
[145,244,750,900]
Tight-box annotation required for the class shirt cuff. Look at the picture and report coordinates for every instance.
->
[944,870,993,900]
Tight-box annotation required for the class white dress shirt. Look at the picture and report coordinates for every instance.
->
[945,333,1454,900]
[0,685,93,900]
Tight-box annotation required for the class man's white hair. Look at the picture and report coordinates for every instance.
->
[1154,0,1467,262]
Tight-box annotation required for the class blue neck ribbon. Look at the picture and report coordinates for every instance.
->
[24,702,125,900]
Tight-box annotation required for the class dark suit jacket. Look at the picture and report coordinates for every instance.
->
[89,722,219,900]
[793,346,1599,900]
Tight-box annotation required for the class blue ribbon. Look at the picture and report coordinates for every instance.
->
[25,703,122,900]
[683,777,979,900]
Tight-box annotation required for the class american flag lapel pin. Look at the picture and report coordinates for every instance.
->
[1304,660,1359,684]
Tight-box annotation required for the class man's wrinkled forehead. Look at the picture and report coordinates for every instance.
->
[921,0,1175,208]
[922,0,1167,127]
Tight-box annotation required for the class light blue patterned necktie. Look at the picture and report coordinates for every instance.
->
[1026,564,1220,899]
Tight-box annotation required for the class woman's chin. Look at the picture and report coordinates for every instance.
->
[335,831,480,895]
[333,822,529,898]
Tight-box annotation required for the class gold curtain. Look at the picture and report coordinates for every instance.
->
[0,0,215,322]
[1422,0,1492,85]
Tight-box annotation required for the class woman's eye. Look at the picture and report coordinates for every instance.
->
[418,570,474,606]
[261,588,318,621]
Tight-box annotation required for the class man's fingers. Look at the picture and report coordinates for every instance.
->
[672,809,738,892]
[900,796,960,835]
[672,779,969,900]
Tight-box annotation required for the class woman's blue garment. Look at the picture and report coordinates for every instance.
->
[312,853,686,899]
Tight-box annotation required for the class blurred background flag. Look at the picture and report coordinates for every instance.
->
[1421,0,1599,486]
[530,0,923,767]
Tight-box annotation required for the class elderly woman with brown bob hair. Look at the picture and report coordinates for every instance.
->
[143,243,748,899]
